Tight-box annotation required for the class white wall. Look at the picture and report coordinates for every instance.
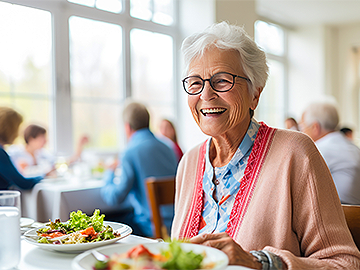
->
[337,23,360,142]
[286,22,360,142]
[338,24,360,119]
[287,25,328,120]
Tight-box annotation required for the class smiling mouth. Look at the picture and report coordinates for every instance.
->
[200,108,226,116]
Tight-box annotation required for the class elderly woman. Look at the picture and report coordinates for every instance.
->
[171,22,360,269]
[0,107,43,190]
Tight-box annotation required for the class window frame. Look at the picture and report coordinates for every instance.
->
[5,0,180,156]
[254,20,289,127]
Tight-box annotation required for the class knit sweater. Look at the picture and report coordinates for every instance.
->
[171,123,360,269]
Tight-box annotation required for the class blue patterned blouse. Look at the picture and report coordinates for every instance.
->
[199,119,260,234]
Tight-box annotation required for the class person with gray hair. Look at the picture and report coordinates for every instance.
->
[300,102,360,205]
[101,101,178,237]
[171,22,360,269]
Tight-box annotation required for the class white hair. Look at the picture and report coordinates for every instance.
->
[303,102,339,132]
[181,21,269,98]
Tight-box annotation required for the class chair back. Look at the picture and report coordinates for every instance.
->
[342,204,360,250]
[146,176,175,239]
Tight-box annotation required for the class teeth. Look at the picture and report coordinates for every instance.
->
[201,108,226,114]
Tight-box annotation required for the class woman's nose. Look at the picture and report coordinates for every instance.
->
[200,81,218,101]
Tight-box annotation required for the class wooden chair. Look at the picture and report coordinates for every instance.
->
[342,204,360,250]
[146,176,175,239]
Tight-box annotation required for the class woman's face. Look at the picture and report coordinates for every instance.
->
[159,120,175,141]
[28,133,47,150]
[187,47,260,138]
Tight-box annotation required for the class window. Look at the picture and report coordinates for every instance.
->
[69,16,123,150]
[0,2,53,145]
[130,29,175,128]
[3,0,178,157]
[255,20,285,56]
[255,20,287,128]
[256,59,285,126]
[68,0,122,13]
[130,0,174,25]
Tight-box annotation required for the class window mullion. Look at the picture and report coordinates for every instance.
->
[53,6,74,157]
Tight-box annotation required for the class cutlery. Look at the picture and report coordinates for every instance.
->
[91,249,109,263]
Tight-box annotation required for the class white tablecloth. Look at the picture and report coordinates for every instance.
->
[18,235,156,270]
[18,235,252,270]
[20,178,132,222]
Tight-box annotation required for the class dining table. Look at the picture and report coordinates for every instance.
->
[18,234,155,270]
[20,176,132,222]
[18,234,252,270]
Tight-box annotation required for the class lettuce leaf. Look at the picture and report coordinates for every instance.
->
[68,209,105,232]
[161,241,204,270]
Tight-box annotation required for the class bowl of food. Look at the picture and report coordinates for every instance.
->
[24,209,132,253]
[72,241,229,270]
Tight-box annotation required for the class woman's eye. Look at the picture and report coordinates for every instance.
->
[189,81,202,87]
[214,78,231,84]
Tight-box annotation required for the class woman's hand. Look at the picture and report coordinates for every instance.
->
[190,232,262,269]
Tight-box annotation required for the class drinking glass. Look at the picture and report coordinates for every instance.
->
[0,190,21,269]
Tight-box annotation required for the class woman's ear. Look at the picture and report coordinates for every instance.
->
[250,87,263,110]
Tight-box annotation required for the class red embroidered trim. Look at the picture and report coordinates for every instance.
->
[181,123,276,239]
[180,141,207,238]
[226,123,276,238]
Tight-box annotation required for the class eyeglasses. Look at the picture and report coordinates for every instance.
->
[182,72,250,95]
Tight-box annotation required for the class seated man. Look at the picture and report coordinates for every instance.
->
[101,101,178,237]
[300,102,360,205]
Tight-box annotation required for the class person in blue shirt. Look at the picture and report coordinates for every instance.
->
[0,107,43,190]
[101,101,178,237]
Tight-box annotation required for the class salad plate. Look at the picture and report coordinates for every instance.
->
[24,221,132,253]
[72,242,229,270]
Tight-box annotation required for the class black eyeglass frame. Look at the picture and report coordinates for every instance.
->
[182,72,251,95]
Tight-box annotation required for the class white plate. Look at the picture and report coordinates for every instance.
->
[72,242,229,270]
[24,221,132,253]
[20,217,34,227]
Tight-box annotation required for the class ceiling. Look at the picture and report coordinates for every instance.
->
[256,0,360,28]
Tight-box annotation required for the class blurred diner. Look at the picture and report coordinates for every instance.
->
[340,126,354,141]
[8,124,89,178]
[300,102,360,205]
[158,118,183,162]
[0,107,43,190]
[101,101,178,237]
[171,22,360,269]
[284,117,299,131]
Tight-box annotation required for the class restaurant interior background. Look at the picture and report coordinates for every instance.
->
[1,0,360,170]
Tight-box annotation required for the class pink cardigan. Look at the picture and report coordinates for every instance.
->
[171,123,360,269]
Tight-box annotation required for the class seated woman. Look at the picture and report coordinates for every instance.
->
[0,107,43,190]
[158,119,183,162]
[171,22,360,269]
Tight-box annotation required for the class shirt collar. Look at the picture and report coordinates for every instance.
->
[205,118,260,171]
[202,118,260,194]
[129,128,153,141]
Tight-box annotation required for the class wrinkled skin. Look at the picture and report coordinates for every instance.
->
[187,46,261,167]
[190,232,262,269]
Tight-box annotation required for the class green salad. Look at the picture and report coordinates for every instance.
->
[36,209,120,244]
[94,241,215,270]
